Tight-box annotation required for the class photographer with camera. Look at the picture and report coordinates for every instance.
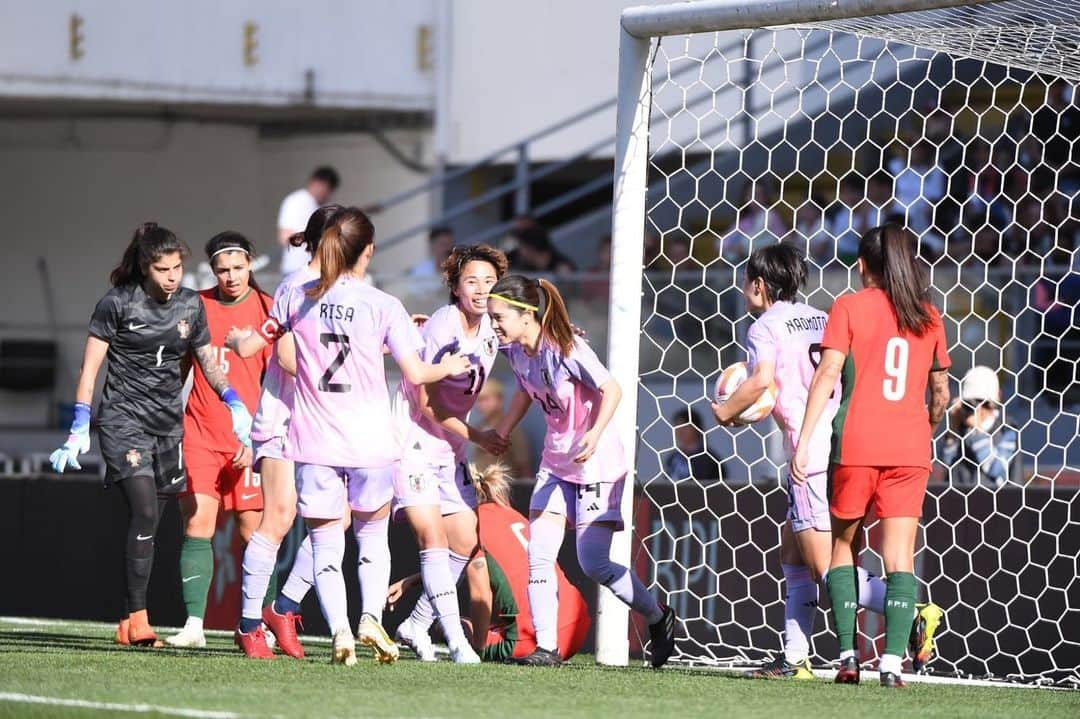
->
[939,366,1021,488]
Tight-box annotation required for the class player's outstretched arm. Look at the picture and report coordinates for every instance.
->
[496,389,533,441]
[225,326,270,359]
[50,335,109,473]
[928,368,950,428]
[574,377,621,464]
[792,348,844,483]
[195,343,253,445]
[713,359,775,426]
[396,350,472,386]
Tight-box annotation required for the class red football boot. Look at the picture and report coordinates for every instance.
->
[262,604,305,659]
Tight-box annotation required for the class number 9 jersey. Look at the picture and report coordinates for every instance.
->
[821,288,951,470]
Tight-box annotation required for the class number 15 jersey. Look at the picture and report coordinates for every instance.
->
[261,275,421,468]
[821,288,950,470]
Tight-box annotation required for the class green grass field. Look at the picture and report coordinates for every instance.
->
[1,617,1077,719]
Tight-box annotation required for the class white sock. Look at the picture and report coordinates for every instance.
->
[310,524,349,635]
[576,524,662,624]
[183,616,204,633]
[419,548,468,649]
[781,563,816,664]
[352,516,391,624]
[839,648,856,661]
[527,518,564,653]
[241,532,280,622]
[409,550,469,632]
[880,653,903,675]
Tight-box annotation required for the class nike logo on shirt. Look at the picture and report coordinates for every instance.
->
[240,492,259,501]
[170,476,184,484]
[136,534,153,541]
[128,322,147,331]
[181,575,201,583]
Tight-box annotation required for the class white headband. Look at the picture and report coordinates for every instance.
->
[210,246,250,260]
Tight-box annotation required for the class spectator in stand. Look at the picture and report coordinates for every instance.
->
[953,139,1011,230]
[409,226,456,278]
[1006,195,1069,267]
[663,408,724,482]
[664,235,692,269]
[1031,266,1080,403]
[825,175,872,263]
[277,166,340,275]
[643,230,662,268]
[888,140,947,256]
[583,235,612,302]
[471,378,533,482]
[718,182,790,265]
[507,225,576,275]
[792,200,831,266]
[939,366,1021,488]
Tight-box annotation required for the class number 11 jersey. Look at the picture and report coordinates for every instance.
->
[821,288,950,470]
[262,275,421,468]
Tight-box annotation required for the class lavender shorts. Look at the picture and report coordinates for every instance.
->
[295,462,395,519]
[529,469,625,530]
[392,455,477,522]
[252,436,286,472]
[787,469,831,533]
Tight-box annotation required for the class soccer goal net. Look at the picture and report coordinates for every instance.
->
[604,0,1080,686]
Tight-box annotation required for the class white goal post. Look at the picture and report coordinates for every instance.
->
[600,0,1080,685]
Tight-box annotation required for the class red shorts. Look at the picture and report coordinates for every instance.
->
[181,445,263,512]
[829,465,928,520]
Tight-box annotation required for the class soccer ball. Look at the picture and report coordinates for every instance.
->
[713,361,777,425]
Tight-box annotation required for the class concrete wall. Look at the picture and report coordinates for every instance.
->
[0,117,432,424]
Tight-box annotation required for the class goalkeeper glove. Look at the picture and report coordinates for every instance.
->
[50,402,92,473]
[221,387,253,446]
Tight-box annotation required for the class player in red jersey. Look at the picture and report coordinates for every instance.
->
[792,224,950,688]
[386,465,589,662]
[166,232,272,648]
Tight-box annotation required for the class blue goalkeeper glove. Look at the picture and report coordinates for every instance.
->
[221,387,253,446]
[50,402,92,473]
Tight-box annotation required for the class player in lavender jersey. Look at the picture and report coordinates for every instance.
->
[711,244,892,678]
[229,205,349,660]
[228,207,471,666]
[392,245,510,664]
[486,275,676,668]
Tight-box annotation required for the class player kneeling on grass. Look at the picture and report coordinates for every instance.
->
[487,275,676,667]
[167,232,271,649]
[228,207,470,665]
[387,464,591,662]
[793,224,950,688]
[712,243,941,679]
[50,223,252,648]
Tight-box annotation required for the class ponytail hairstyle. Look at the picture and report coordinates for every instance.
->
[858,223,934,336]
[110,222,187,287]
[470,463,511,507]
[205,230,261,292]
[306,206,375,300]
[488,274,576,355]
[290,204,345,255]
[441,243,509,304]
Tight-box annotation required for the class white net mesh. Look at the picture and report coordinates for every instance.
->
[632,1,1080,685]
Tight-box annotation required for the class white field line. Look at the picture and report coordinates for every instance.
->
[0,692,244,718]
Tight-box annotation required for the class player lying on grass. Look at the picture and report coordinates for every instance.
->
[793,224,950,688]
[712,243,941,679]
[391,244,513,664]
[387,464,590,662]
[167,232,271,649]
[228,207,470,665]
[486,274,676,667]
[51,222,252,648]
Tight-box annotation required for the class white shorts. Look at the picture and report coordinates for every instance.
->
[391,455,477,522]
[787,469,831,533]
[529,469,625,530]
[252,436,286,472]
[295,463,395,519]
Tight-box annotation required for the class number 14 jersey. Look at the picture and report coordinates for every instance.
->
[821,288,950,470]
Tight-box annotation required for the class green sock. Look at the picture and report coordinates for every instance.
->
[179,537,213,620]
[827,565,859,653]
[884,571,918,658]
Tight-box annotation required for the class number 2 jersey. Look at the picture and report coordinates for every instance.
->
[259,275,421,468]
[397,304,499,463]
[503,336,626,484]
[183,288,271,453]
[821,288,950,470]
[746,301,839,476]
[88,284,210,438]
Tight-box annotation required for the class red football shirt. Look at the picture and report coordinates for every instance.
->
[821,288,950,469]
[183,288,272,453]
